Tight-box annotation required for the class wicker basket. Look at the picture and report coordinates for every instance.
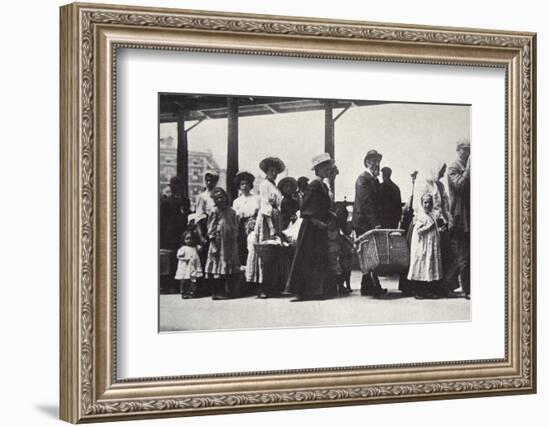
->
[254,243,290,263]
[355,229,409,275]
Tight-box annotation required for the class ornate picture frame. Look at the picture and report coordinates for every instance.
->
[60,2,536,423]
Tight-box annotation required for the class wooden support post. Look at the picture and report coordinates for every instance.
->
[324,101,335,193]
[176,114,189,197]
[227,97,239,201]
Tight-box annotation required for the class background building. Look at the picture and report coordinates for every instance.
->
[159,135,225,207]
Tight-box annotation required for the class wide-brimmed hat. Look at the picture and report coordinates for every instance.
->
[204,169,220,179]
[234,170,255,187]
[456,138,471,149]
[363,149,382,167]
[311,153,334,170]
[277,177,298,193]
[259,157,286,174]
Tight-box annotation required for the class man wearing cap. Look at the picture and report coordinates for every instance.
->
[352,150,387,297]
[446,138,471,299]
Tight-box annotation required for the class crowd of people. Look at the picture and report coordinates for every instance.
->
[160,138,470,302]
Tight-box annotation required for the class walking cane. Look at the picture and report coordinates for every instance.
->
[398,170,418,231]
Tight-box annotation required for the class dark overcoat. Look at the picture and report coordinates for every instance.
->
[379,179,402,229]
[352,171,382,235]
[287,179,332,298]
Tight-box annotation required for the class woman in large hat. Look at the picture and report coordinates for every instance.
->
[232,171,260,268]
[287,153,335,301]
[245,156,286,298]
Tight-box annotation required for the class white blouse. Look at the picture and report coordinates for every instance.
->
[258,179,283,216]
[232,193,260,219]
[194,189,215,222]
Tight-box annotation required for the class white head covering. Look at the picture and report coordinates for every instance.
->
[427,160,447,184]
[204,169,220,179]
[411,160,447,217]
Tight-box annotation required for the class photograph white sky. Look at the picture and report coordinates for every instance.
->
[161,101,470,201]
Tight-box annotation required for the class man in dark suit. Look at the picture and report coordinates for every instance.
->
[352,150,387,297]
[379,167,402,229]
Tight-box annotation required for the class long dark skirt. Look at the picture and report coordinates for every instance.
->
[287,218,329,299]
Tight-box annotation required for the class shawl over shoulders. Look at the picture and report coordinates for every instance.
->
[300,179,331,222]
[286,178,332,298]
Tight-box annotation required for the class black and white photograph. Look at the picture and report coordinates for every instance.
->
[2,0,542,424]
[158,93,471,332]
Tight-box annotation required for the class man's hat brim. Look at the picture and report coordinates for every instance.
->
[363,151,382,167]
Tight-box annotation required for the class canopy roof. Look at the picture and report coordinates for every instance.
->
[159,93,392,122]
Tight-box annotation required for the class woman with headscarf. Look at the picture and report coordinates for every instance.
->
[421,161,452,229]
[287,153,335,301]
[246,157,286,298]
[407,193,444,299]
[232,171,260,267]
[421,160,455,296]
[406,160,453,298]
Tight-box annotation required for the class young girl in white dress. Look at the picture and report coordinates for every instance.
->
[407,193,444,299]
[175,230,203,299]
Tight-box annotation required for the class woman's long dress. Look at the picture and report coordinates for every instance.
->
[245,179,283,283]
[204,206,241,277]
[232,193,260,266]
[286,178,332,299]
[423,178,455,290]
